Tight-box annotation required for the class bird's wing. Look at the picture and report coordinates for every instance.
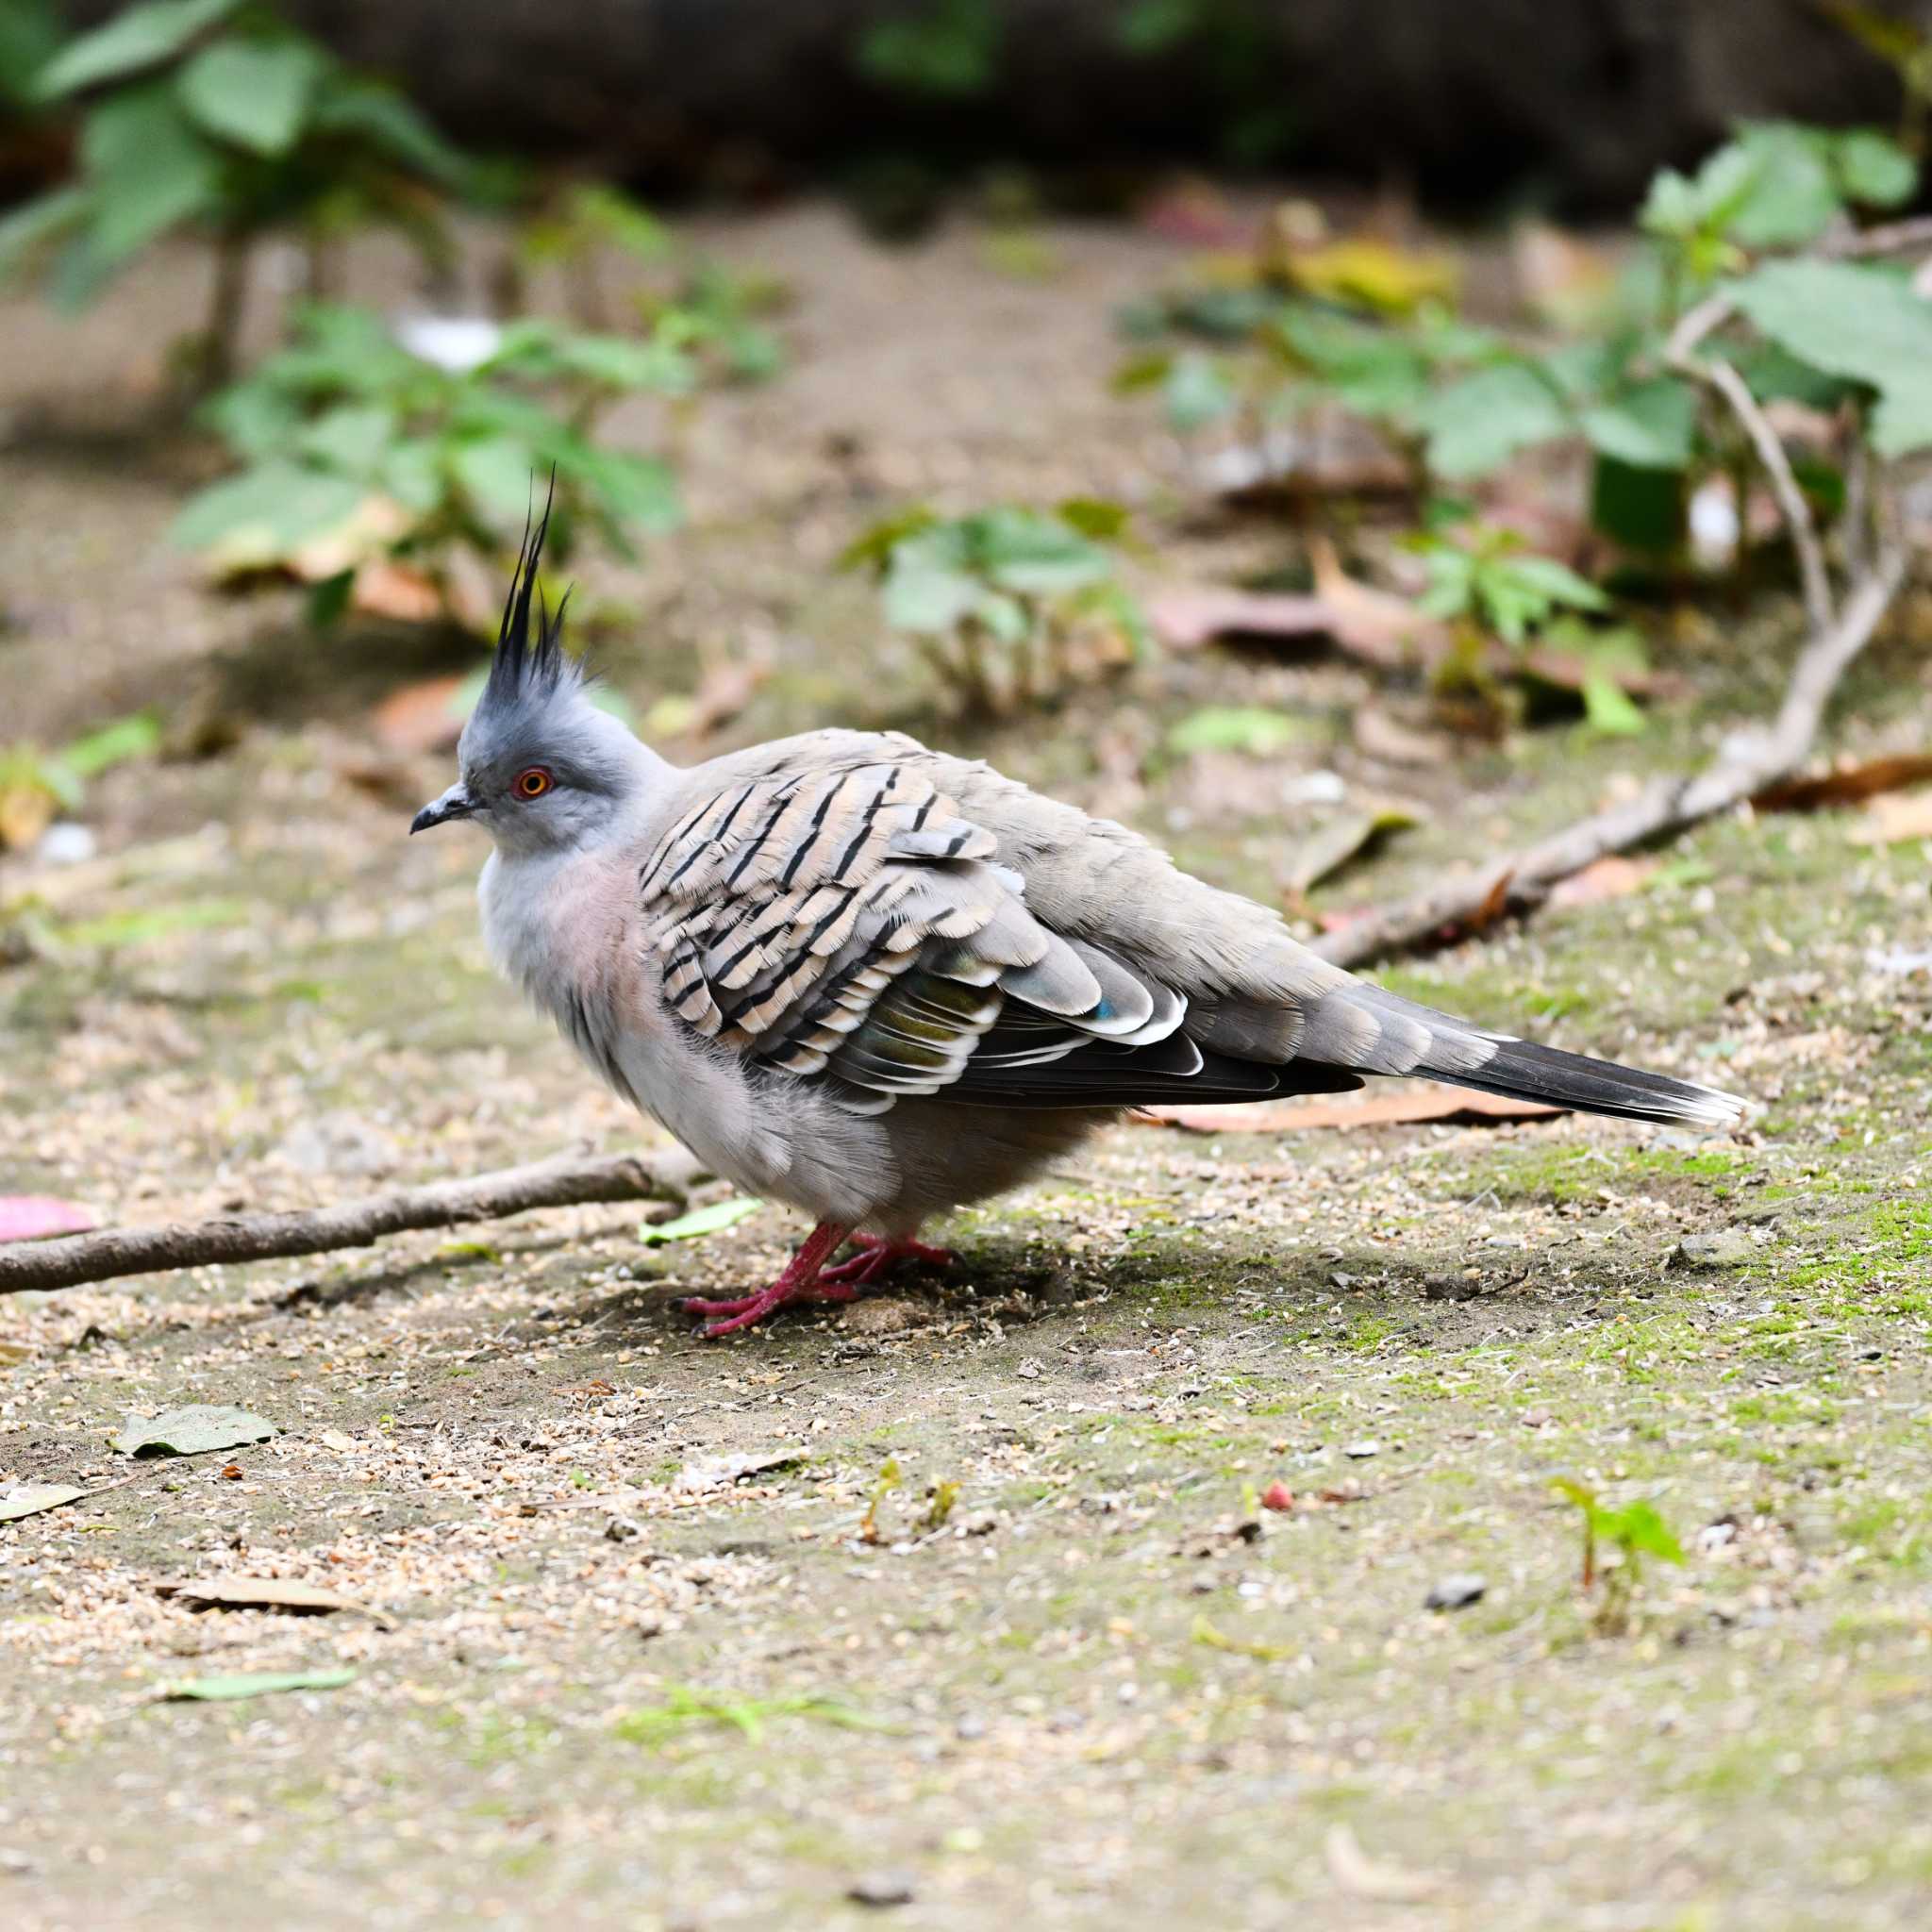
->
[637,735,1741,1130]
[635,756,1268,1117]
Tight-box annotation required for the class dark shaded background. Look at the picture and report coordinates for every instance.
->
[199,0,1932,206]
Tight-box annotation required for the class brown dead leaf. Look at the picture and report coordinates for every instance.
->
[1140,1089,1562,1135]
[1756,754,1932,811]
[0,777,57,852]
[1308,538,1449,667]
[1287,804,1422,895]
[158,1574,396,1629]
[1324,1824,1441,1904]
[1849,789,1932,844]
[1147,587,1339,654]
[351,560,446,625]
[1548,855,1657,908]
[1467,867,1518,934]
[1353,707,1447,766]
[370,676,473,756]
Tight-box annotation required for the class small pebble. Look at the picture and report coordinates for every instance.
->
[847,1871,916,1908]
[1425,1574,1487,1611]
[1343,1441,1379,1459]
[1671,1229,1757,1270]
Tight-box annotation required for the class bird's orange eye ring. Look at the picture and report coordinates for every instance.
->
[513,767,553,800]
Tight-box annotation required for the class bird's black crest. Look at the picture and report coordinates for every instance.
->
[479,479,576,718]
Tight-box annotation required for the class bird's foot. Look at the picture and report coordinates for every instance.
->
[672,1219,853,1339]
[819,1234,957,1288]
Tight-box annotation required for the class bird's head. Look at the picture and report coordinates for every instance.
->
[410,495,652,858]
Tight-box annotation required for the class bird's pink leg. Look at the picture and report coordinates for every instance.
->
[818,1233,957,1286]
[673,1220,853,1338]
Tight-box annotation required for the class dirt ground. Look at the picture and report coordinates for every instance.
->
[3,205,1931,1932]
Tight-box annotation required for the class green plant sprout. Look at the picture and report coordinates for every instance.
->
[842,500,1151,715]
[173,303,695,625]
[612,1686,890,1749]
[0,0,470,386]
[1553,1477,1686,1635]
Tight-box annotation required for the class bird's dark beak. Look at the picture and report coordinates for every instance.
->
[410,783,477,835]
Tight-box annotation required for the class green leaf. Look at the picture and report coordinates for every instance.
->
[1581,674,1645,736]
[0,0,63,108]
[857,0,1001,96]
[1416,364,1570,478]
[1163,351,1237,431]
[882,557,984,634]
[171,459,367,552]
[1603,1500,1686,1565]
[1591,455,1686,553]
[837,508,939,575]
[161,1669,355,1702]
[1117,0,1207,54]
[37,0,239,99]
[298,402,396,475]
[1725,258,1932,456]
[639,1197,763,1246]
[379,438,444,513]
[1581,377,1699,471]
[1835,127,1917,208]
[308,77,466,181]
[0,1482,86,1524]
[113,1404,276,1457]
[574,449,681,534]
[60,711,160,777]
[79,84,221,267]
[202,378,303,459]
[0,187,92,284]
[175,39,321,157]
[1501,554,1609,611]
[1054,497,1131,542]
[449,434,541,519]
[307,569,355,628]
[1727,123,1839,250]
[1166,706,1314,758]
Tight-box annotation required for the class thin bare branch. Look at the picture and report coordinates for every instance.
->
[1315,548,1907,970]
[0,1148,708,1298]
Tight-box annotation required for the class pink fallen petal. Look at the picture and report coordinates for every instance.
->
[0,1196,93,1243]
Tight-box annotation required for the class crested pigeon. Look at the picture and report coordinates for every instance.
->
[412,510,1746,1336]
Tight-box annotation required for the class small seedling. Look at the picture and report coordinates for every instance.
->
[1410,519,1609,645]
[858,1456,903,1544]
[918,1478,961,1533]
[841,499,1150,715]
[1553,1477,1686,1634]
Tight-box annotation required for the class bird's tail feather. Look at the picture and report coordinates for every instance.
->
[1418,1036,1745,1129]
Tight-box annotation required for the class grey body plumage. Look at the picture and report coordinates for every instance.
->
[415,508,1747,1329]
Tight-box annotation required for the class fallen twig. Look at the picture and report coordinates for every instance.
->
[1315,549,1907,969]
[0,1147,708,1298]
[1665,299,1836,634]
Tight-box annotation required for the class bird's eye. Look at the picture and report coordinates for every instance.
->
[513,767,553,800]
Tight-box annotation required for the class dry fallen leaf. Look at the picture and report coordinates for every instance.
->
[1140,1089,1562,1134]
[1850,789,1932,844]
[1324,1824,1441,1904]
[1757,754,1932,811]
[1146,587,1339,654]
[1307,538,1449,667]
[1548,855,1657,908]
[1353,707,1447,766]
[351,559,446,625]
[1287,804,1422,895]
[158,1574,397,1629]
[370,676,474,756]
